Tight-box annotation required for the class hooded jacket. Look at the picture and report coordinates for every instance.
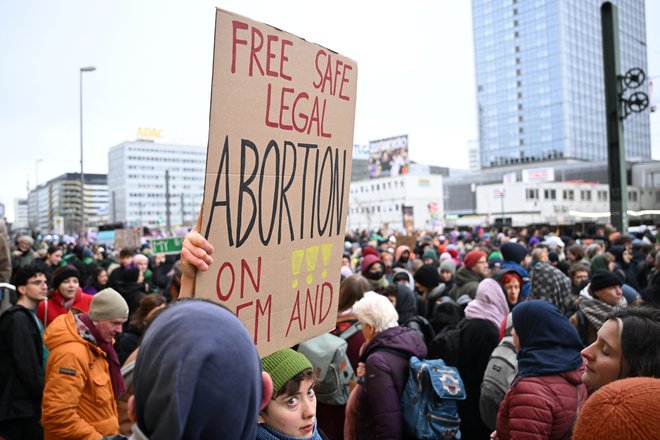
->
[42,312,118,440]
[132,300,262,440]
[37,288,93,328]
[0,305,44,422]
[358,326,427,440]
[496,301,586,440]
[449,266,484,301]
[499,261,531,300]
[458,279,509,440]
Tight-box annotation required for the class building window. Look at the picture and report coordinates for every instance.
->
[597,190,608,201]
[544,189,556,200]
[563,190,574,201]
[581,190,592,201]
[526,189,539,200]
[628,191,638,202]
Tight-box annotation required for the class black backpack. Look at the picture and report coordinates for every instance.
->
[429,296,464,334]
[427,319,465,368]
[404,315,436,348]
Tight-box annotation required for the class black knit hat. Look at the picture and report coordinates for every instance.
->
[414,264,441,289]
[52,265,80,289]
[589,270,622,292]
[501,242,528,264]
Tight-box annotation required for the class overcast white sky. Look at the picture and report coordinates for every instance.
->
[1,0,659,223]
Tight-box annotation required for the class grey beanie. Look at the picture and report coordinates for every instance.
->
[89,288,129,321]
[440,259,456,275]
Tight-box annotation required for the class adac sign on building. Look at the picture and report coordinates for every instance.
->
[137,127,164,139]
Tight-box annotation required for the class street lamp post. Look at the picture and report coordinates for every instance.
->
[35,158,43,232]
[80,66,96,235]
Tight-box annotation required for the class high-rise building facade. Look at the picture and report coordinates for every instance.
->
[108,140,206,229]
[472,0,651,169]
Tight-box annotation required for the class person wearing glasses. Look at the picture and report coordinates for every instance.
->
[0,265,49,439]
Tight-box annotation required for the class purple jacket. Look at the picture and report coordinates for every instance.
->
[358,326,427,440]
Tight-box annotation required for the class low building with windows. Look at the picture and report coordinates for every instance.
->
[347,173,445,232]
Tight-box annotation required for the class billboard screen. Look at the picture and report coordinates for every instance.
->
[368,134,409,179]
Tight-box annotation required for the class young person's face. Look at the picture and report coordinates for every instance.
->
[472,257,489,277]
[581,319,623,390]
[58,277,79,300]
[120,255,134,267]
[260,377,317,438]
[97,270,108,286]
[503,279,520,305]
[19,274,48,304]
[571,270,589,287]
[136,259,149,272]
[48,250,63,266]
[440,270,453,283]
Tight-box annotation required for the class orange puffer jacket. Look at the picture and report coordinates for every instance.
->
[42,312,119,440]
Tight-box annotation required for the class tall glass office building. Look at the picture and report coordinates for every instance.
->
[472,0,651,169]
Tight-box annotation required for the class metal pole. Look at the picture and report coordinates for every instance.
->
[165,170,172,236]
[180,192,185,226]
[601,2,628,232]
[80,69,84,234]
[35,159,43,232]
[501,188,505,229]
[79,66,96,235]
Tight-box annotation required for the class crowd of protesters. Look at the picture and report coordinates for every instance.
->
[1,220,660,439]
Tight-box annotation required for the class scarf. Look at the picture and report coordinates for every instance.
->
[530,263,576,317]
[464,278,509,330]
[367,276,389,293]
[579,298,618,330]
[513,300,583,377]
[256,420,323,440]
[78,313,126,399]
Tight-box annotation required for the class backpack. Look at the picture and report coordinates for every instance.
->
[401,356,465,439]
[574,309,590,346]
[0,283,17,317]
[479,335,517,431]
[429,296,464,334]
[427,319,464,367]
[297,322,360,405]
[404,315,436,348]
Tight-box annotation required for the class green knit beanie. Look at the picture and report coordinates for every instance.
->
[488,251,503,262]
[261,349,313,394]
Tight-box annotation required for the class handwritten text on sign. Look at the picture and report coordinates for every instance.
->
[198,9,357,356]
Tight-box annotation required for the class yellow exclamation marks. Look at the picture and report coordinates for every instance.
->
[321,243,333,279]
[305,246,320,285]
[291,249,305,288]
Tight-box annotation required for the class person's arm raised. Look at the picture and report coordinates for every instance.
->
[179,209,214,298]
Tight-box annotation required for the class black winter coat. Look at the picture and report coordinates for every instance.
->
[0,305,44,422]
[457,318,500,440]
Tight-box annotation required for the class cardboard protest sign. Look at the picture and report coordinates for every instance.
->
[196,9,358,356]
[114,229,142,251]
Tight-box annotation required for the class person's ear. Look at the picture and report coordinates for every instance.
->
[17,285,26,296]
[261,371,273,411]
[128,395,137,424]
